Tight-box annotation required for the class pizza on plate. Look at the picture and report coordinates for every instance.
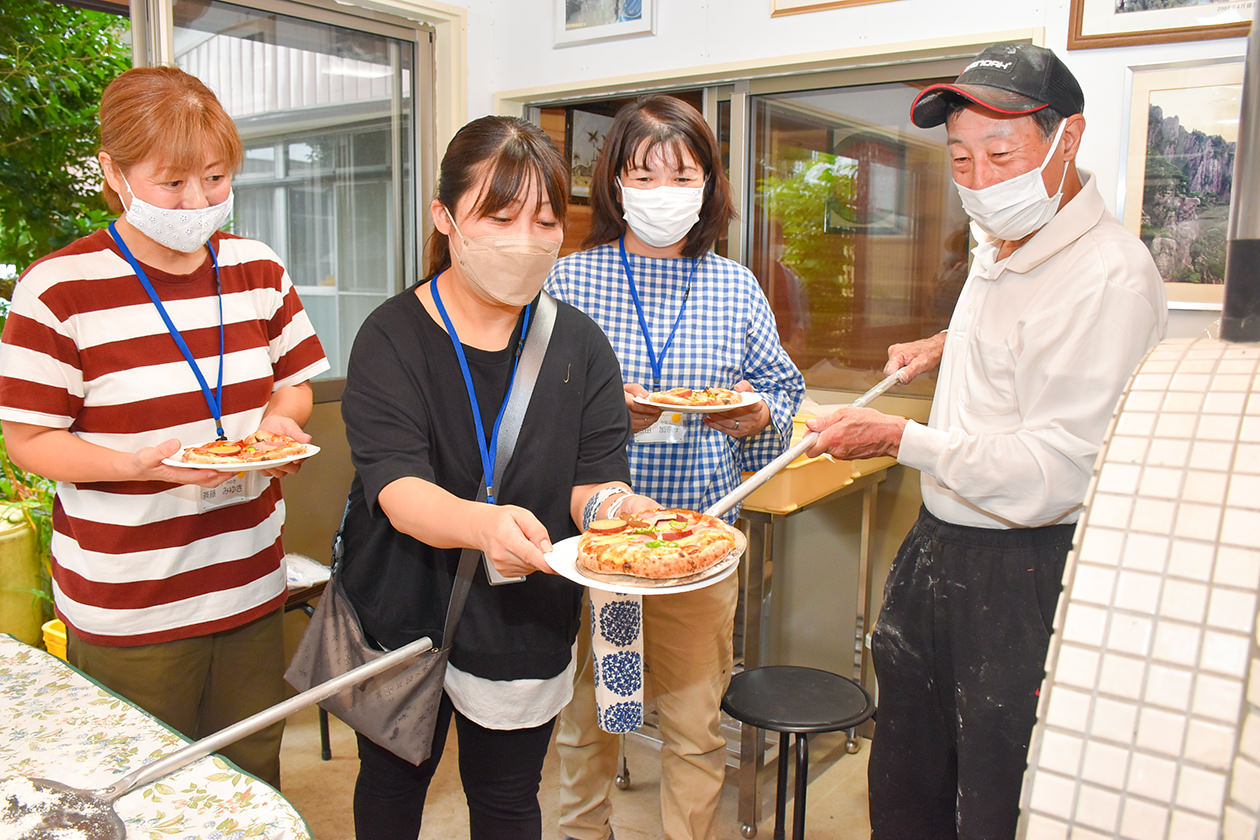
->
[647,386,742,407]
[181,430,308,464]
[578,507,742,579]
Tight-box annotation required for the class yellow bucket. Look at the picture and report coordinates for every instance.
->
[42,618,67,660]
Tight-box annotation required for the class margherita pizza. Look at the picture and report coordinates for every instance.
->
[181,430,308,464]
[578,507,742,579]
[647,387,742,408]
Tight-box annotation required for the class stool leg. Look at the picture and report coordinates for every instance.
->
[792,734,809,840]
[319,708,332,761]
[774,731,790,840]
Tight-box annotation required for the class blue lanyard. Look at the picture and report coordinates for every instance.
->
[430,274,532,505]
[108,222,226,440]
[618,236,698,391]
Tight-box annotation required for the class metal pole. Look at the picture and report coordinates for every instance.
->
[1221,4,1260,342]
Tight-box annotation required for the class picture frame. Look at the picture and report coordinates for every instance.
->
[1068,0,1252,50]
[554,0,655,47]
[567,109,615,203]
[771,0,898,15]
[824,130,910,236]
[1121,59,1244,308]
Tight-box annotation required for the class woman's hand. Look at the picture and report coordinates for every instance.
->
[133,439,239,488]
[624,383,663,433]
[703,380,769,439]
[257,387,316,478]
[255,412,314,479]
[475,503,555,577]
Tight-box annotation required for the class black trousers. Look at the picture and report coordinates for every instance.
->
[353,691,556,840]
[868,507,1074,840]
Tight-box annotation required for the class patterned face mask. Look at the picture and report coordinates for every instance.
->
[119,171,234,253]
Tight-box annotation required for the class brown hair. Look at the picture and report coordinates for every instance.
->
[426,116,569,277]
[98,66,244,213]
[585,95,735,259]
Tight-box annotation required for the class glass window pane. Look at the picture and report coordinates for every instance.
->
[750,81,969,395]
[173,0,418,380]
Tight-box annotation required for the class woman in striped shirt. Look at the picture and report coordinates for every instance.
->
[0,67,328,786]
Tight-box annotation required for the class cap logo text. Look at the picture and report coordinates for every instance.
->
[966,59,1013,72]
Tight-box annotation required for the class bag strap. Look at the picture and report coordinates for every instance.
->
[441,291,558,649]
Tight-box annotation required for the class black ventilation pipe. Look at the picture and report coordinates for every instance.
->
[1222,3,1260,342]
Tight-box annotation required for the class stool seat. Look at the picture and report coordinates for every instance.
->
[722,666,874,840]
[722,665,873,733]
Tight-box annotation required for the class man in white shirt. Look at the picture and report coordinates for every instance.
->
[806,42,1166,838]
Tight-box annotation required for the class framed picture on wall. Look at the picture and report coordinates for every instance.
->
[554,0,655,47]
[567,109,615,203]
[1068,0,1252,49]
[1122,59,1243,308]
[771,0,898,14]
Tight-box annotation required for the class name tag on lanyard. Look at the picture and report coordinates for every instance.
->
[198,471,266,512]
[635,413,688,444]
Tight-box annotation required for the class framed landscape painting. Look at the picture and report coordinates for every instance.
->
[1069,0,1252,49]
[1123,60,1243,307]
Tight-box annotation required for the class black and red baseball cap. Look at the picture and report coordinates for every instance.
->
[911,42,1084,129]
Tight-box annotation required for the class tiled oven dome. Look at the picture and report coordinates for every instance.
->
[1019,336,1260,840]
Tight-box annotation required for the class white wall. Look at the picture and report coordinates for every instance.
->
[439,0,1246,335]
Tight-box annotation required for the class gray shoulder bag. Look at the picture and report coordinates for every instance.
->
[284,293,558,765]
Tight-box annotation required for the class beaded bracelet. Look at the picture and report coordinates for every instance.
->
[582,485,632,530]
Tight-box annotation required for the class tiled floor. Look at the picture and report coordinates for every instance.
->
[279,704,872,839]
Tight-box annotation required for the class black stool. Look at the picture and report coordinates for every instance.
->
[721,666,875,840]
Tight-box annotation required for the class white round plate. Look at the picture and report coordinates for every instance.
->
[632,391,763,414]
[162,444,321,472]
[545,528,746,595]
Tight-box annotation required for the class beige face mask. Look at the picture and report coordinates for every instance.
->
[447,211,560,306]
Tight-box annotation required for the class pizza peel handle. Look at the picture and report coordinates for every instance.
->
[703,368,905,519]
[17,634,435,839]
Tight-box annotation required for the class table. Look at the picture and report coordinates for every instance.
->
[0,634,312,839]
[732,453,895,837]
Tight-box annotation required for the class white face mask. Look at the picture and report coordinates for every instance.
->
[954,120,1068,242]
[618,178,705,248]
[447,212,560,307]
[119,171,234,253]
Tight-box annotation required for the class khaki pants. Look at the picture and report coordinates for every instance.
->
[557,573,737,840]
[67,608,286,788]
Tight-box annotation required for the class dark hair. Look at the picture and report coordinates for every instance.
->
[585,95,735,259]
[426,116,568,277]
[942,93,1064,140]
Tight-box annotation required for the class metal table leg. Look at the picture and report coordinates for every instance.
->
[737,511,773,838]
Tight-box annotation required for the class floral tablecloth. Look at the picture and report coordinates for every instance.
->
[0,635,312,839]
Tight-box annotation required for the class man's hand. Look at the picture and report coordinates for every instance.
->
[886,332,947,383]
[804,407,907,461]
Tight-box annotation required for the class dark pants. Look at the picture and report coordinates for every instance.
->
[353,691,556,840]
[868,508,1074,840]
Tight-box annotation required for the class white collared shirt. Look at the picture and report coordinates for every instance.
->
[898,172,1167,529]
